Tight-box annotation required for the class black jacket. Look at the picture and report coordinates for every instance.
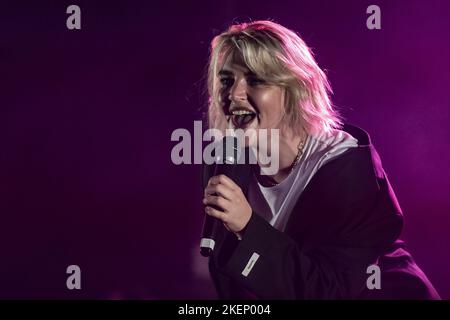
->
[203,124,440,299]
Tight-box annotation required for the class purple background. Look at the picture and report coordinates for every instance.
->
[1,0,449,299]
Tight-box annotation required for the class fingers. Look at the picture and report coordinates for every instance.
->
[205,206,227,222]
[204,174,241,200]
[203,194,230,211]
[203,174,251,233]
[208,174,238,190]
[204,183,234,201]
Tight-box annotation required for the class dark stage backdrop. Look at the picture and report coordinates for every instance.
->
[1,0,449,299]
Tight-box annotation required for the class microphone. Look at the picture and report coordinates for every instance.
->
[200,136,244,257]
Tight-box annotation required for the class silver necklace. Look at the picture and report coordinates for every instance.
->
[257,133,308,187]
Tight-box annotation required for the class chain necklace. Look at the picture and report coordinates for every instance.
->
[256,132,308,187]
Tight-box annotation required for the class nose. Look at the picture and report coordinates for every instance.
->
[229,78,247,103]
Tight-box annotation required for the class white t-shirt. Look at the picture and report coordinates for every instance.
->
[248,129,359,232]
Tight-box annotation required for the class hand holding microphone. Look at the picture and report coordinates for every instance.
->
[199,136,252,257]
[203,174,252,234]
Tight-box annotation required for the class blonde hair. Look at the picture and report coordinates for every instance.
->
[206,20,343,135]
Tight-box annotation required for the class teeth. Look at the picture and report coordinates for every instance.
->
[231,110,253,115]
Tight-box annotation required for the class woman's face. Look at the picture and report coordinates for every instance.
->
[218,54,285,135]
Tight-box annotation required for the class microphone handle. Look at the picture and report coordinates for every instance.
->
[200,163,231,257]
[200,203,221,257]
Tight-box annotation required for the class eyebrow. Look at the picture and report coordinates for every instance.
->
[218,69,257,77]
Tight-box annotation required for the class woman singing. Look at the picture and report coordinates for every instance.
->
[202,20,440,299]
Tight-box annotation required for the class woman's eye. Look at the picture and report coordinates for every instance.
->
[220,78,233,86]
[248,78,265,86]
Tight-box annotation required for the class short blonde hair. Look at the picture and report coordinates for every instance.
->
[206,20,343,135]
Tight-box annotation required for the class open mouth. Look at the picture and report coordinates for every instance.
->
[229,109,257,128]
